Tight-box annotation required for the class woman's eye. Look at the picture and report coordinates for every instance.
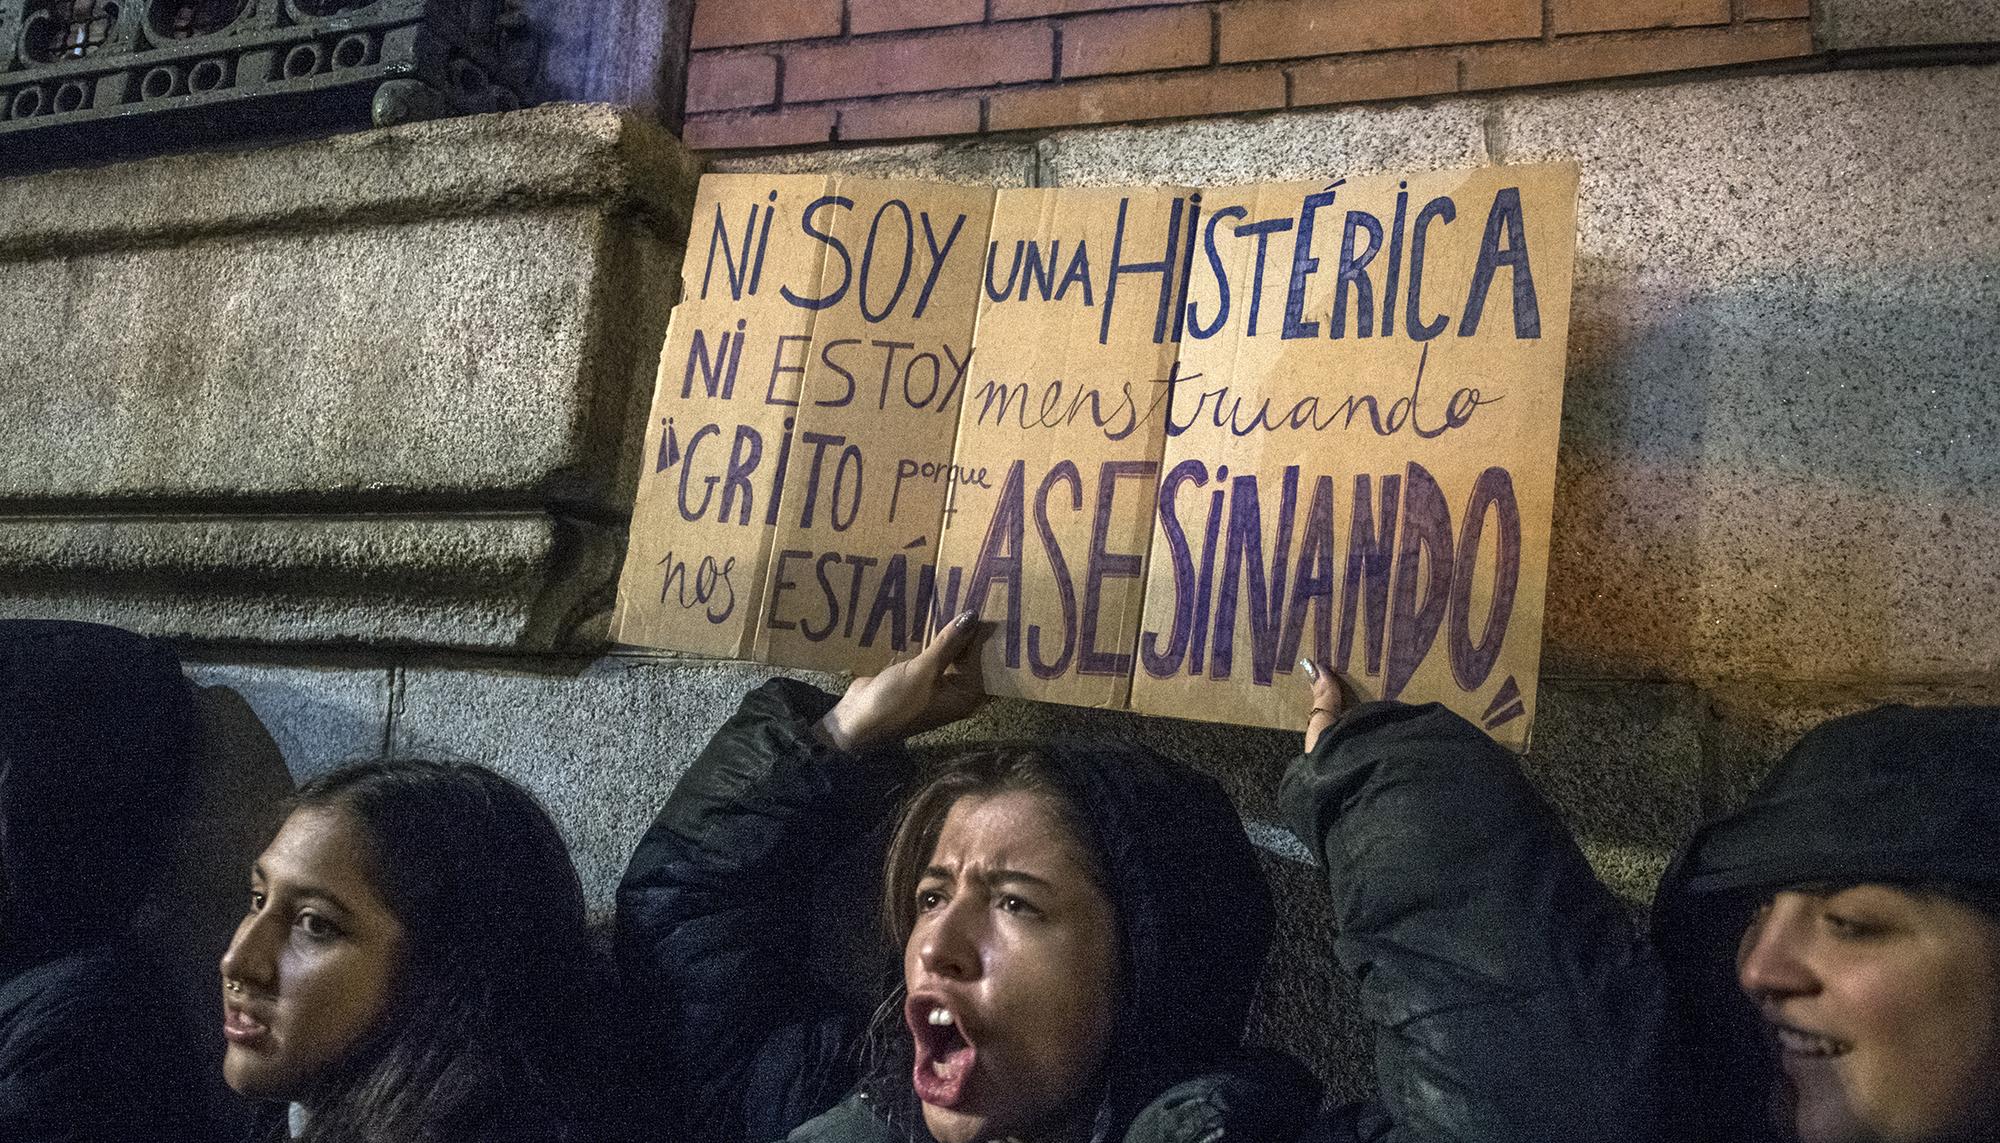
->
[247,891,267,914]
[996,894,1040,917]
[915,889,945,912]
[295,911,341,940]
[1822,912,1883,940]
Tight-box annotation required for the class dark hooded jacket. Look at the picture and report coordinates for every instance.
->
[0,619,204,1142]
[1649,704,2000,1143]
[615,678,1321,1143]
[1279,700,1670,1143]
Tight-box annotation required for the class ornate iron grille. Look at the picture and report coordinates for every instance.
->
[0,0,538,170]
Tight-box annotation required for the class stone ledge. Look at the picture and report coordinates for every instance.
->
[0,206,673,507]
[0,513,620,648]
[0,104,700,260]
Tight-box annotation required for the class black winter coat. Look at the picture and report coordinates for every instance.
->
[619,683,1669,1143]
[1281,700,1670,1143]
[1650,704,2000,1143]
[616,678,1317,1143]
[0,620,205,1142]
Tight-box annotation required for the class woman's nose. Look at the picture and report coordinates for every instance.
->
[220,906,279,991]
[1736,893,1818,1000]
[917,900,982,981]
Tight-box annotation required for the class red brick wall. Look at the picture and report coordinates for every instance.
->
[683,0,1813,150]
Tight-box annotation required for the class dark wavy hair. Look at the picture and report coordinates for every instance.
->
[282,759,606,1143]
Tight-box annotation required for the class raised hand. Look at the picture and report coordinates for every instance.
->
[1301,658,1348,754]
[814,611,988,753]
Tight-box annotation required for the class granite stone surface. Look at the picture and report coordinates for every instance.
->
[1816,0,2000,50]
[709,138,1039,186]
[1494,65,2000,683]
[388,656,828,914]
[1038,100,1491,187]
[0,210,657,507]
[0,514,617,648]
[185,660,397,780]
[0,104,696,258]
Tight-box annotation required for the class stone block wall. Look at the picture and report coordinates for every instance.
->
[4,45,1999,1105]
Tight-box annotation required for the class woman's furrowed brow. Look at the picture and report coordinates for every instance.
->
[983,868,1057,892]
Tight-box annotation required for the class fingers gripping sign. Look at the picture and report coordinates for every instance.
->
[1301,658,1348,754]
[816,611,988,752]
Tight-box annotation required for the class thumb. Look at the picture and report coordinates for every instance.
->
[918,610,981,674]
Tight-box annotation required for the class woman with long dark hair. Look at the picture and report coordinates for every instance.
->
[221,759,612,1143]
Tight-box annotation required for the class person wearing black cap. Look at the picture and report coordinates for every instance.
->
[0,619,207,1141]
[1652,705,2000,1143]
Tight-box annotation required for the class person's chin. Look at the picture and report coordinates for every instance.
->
[921,1100,992,1143]
[1784,1082,1866,1143]
[222,1050,294,1102]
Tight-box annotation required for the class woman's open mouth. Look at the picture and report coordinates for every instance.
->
[907,996,977,1108]
[222,1003,272,1048]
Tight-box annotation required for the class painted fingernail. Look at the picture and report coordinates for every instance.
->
[1299,658,1318,680]
[955,610,977,629]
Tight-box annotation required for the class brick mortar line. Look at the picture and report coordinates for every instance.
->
[697,26,1793,122]
[685,29,2000,149]
[701,20,1826,119]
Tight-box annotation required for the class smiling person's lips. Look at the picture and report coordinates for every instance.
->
[906,994,977,1108]
[1768,1019,1849,1060]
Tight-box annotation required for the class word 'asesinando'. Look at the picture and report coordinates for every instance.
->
[742,456,1520,702]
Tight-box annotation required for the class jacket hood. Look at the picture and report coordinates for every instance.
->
[0,620,199,964]
[1649,704,2000,1142]
[864,737,1277,1141]
[1037,738,1277,1125]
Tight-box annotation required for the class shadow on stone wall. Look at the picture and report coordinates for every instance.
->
[145,684,296,1141]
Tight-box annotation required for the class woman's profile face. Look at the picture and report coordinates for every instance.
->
[902,789,1119,1143]
[1737,884,2000,1143]
[219,805,405,1102]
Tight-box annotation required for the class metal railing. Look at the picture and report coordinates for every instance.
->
[0,0,537,170]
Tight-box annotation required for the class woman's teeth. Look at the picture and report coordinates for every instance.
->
[1775,1026,1848,1057]
[927,1006,955,1027]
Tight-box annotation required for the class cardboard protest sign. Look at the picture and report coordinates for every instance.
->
[615,165,1578,749]
[1127,167,1577,748]
[933,186,1191,710]
[613,174,835,658]
[751,180,996,674]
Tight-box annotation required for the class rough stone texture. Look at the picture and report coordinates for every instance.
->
[0,515,621,649]
[1704,676,2000,816]
[0,209,660,507]
[389,656,809,914]
[0,104,697,259]
[1816,0,2000,50]
[1037,100,1490,186]
[707,138,1040,186]
[1495,65,2000,683]
[1521,682,1707,906]
[0,105,686,512]
[0,103,693,647]
[184,661,397,778]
